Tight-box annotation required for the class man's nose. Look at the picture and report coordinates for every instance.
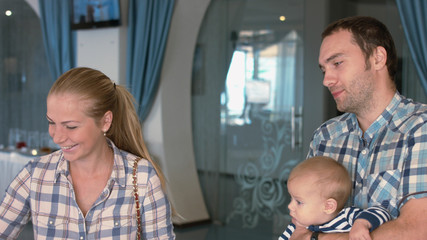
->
[322,70,337,87]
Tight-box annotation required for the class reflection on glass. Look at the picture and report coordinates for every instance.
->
[225,30,302,125]
[192,0,305,237]
[0,0,51,147]
[224,29,304,230]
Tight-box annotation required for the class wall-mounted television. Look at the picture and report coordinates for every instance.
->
[71,0,121,30]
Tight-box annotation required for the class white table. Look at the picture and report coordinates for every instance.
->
[0,150,34,203]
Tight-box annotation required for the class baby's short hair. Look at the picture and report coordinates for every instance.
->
[288,156,352,211]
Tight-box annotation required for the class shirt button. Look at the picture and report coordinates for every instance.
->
[115,221,119,226]
[49,220,53,225]
[80,237,84,240]
[362,149,367,155]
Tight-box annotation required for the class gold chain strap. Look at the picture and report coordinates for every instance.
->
[133,157,142,240]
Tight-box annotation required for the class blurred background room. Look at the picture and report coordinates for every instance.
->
[1,0,426,239]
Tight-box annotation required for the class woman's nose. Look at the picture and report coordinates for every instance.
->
[51,127,65,144]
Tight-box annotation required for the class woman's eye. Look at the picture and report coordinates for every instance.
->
[66,126,77,130]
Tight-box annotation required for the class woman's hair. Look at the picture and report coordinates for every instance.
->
[322,16,398,83]
[48,67,165,187]
[289,156,351,212]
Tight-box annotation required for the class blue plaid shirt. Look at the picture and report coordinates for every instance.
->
[308,92,427,218]
[0,140,175,239]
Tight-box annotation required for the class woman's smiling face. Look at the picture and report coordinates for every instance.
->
[47,93,107,162]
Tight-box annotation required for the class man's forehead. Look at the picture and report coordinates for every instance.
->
[319,32,356,62]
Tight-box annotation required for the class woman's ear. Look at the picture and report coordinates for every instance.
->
[102,111,113,132]
[323,198,338,215]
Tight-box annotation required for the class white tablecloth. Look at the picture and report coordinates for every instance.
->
[0,151,34,203]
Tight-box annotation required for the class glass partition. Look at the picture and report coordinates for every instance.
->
[192,0,304,237]
[0,0,52,151]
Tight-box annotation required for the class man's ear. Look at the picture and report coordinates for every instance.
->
[323,198,338,215]
[373,46,387,70]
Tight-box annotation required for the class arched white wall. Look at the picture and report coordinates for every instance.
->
[143,0,211,225]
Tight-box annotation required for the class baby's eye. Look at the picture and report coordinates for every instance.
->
[296,200,303,205]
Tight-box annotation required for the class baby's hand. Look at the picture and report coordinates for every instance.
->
[349,219,372,240]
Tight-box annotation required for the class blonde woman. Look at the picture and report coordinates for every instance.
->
[0,67,175,239]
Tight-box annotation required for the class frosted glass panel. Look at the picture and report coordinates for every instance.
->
[192,0,304,237]
[0,0,52,147]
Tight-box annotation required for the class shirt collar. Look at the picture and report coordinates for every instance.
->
[108,139,127,187]
[55,152,69,181]
[350,91,401,141]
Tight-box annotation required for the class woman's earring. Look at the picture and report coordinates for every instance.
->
[103,131,107,137]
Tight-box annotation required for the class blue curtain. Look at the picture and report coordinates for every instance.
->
[38,0,75,81]
[126,0,175,121]
[396,0,427,95]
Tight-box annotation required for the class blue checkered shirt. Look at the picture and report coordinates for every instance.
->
[0,140,175,239]
[308,92,427,218]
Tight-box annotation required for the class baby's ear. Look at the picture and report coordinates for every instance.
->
[323,198,338,214]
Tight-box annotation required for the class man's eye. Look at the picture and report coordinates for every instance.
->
[66,126,77,130]
[334,61,343,66]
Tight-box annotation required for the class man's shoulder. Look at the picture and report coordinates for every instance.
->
[398,96,427,115]
[312,112,354,140]
[392,97,427,132]
[321,112,353,126]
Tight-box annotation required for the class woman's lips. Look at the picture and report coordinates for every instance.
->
[61,144,77,151]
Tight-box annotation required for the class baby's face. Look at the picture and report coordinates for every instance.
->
[287,176,330,227]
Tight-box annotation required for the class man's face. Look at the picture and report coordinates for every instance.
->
[318,30,375,115]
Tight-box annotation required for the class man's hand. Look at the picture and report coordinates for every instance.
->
[349,219,372,240]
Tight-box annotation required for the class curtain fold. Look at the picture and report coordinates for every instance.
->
[396,0,427,95]
[38,0,75,81]
[126,0,175,121]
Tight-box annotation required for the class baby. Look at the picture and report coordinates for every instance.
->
[279,156,391,240]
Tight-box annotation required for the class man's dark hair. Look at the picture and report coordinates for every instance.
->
[322,16,398,82]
